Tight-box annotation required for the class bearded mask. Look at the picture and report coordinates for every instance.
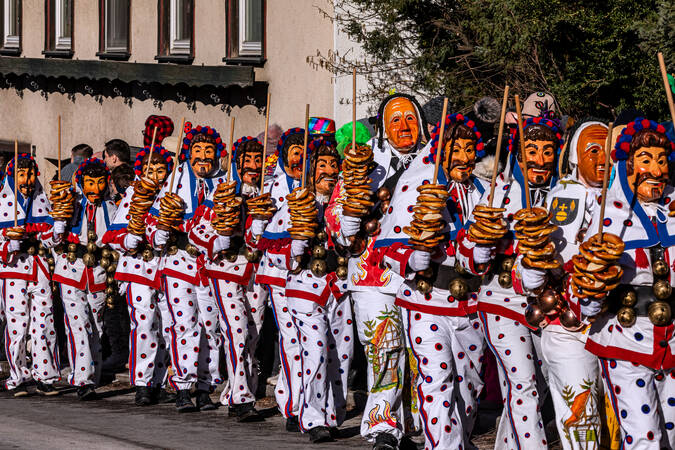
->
[15,166,37,198]
[627,145,669,203]
[239,152,262,186]
[522,139,556,186]
[442,130,477,184]
[574,124,609,187]
[383,98,419,153]
[190,141,216,178]
[313,155,339,196]
[82,175,107,204]
[143,161,169,185]
[285,144,304,180]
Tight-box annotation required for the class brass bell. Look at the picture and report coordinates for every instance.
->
[350,236,366,256]
[538,289,559,314]
[67,252,77,263]
[26,246,36,255]
[622,289,638,307]
[336,265,348,280]
[616,306,637,327]
[365,219,379,235]
[102,248,112,259]
[38,247,46,257]
[226,252,238,263]
[559,308,583,331]
[68,243,77,253]
[454,259,468,276]
[337,256,348,266]
[48,265,55,273]
[525,304,548,329]
[498,272,512,289]
[168,245,179,256]
[47,257,55,266]
[501,257,515,273]
[107,264,117,274]
[312,245,327,259]
[142,249,154,262]
[82,253,96,267]
[310,259,327,277]
[106,275,115,285]
[54,245,64,255]
[186,244,200,258]
[111,250,119,261]
[653,280,672,300]
[88,230,97,241]
[648,301,672,326]
[315,230,327,242]
[416,278,432,294]
[105,286,115,296]
[448,278,469,300]
[653,259,669,277]
[100,258,110,269]
[106,295,115,309]
[86,242,98,254]
[379,201,390,215]
[377,187,391,202]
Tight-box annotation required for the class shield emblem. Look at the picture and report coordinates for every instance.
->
[550,197,578,226]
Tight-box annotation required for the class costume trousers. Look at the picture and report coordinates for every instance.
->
[352,290,407,442]
[60,285,105,387]
[162,276,220,391]
[3,273,60,389]
[125,282,170,387]
[288,294,354,431]
[600,358,675,449]
[246,279,267,359]
[541,328,603,450]
[404,310,485,450]
[211,278,257,406]
[479,311,548,450]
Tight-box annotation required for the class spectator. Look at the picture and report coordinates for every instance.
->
[103,139,131,170]
[59,143,93,182]
[110,163,134,205]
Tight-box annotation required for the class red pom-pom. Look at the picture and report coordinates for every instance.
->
[641,119,651,128]
[620,142,630,151]
[657,124,665,133]
[466,120,475,128]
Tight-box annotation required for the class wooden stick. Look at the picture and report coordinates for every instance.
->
[13,139,18,227]
[301,104,310,188]
[57,115,62,180]
[432,98,450,184]
[658,52,675,127]
[488,85,510,207]
[514,95,531,209]
[260,92,271,193]
[227,116,235,182]
[144,126,158,178]
[598,122,614,238]
[168,117,186,192]
[352,68,357,155]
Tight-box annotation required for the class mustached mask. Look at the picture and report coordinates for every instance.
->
[233,136,264,187]
[277,128,306,180]
[181,123,225,179]
[6,154,39,198]
[308,139,341,199]
[509,117,563,187]
[430,113,485,184]
[75,158,110,205]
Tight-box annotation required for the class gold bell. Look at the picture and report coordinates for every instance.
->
[100,258,110,269]
[88,230,97,241]
[186,244,200,258]
[106,275,115,285]
[336,265,348,280]
[54,245,64,255]
[67,252,77,263]
[448,278,469,300]
[337,256,348,266]
[106,295,115,309]
[315,230,327,242]
[142,249,154,262]
[47,257,55,266]
[454,259,468,276]
[168,245,179,256]
[622,289,638,307]
[310,259,327,277]
[107,264,117,274]
[653,280,672,300]
[648,301,672,326]
[616,306,637,328]
[653,259,669,277]
[38,247,46,257]
[86,242,98,254]
[105,286,114,295]
[82,253,96,267]
[111,250,120,261]
[501,257,515,273]
[226,252,238,263]
[559,308,583,331]
[416,278,432,294]
[538,289,559,314]
[498,272,512,289]
[27,246,36,256]
[525,304,548,329]
[102,248,112,259]
[312,245,327,259]
[67,243,78,253]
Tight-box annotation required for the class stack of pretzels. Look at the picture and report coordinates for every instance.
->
[157,193,184,231]
[49,180,75,221]
[211,181,242,236]
[128,177,160,236]
[5,227,25,240]
[468,205,508,245]
[403,184,450,250]
[340,144,374,217]
[247,192,276,220]
[570,233,624,300]
[514,207,560,270]
[287,187,318,240]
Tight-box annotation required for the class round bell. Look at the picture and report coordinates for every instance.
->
[102,248,112,259]
[48,265,55,273]
[86,242,98,254]
[653,280,672,300]
[365,219,379,235]
[310,259,328,277]
[100,258,110,269]
[312,245,327,260]
[653,259,669,278]
[186,244,200,258]
[106,296,115,309]
[250,249,262,263]
[525,304,548,329]
[350,236,366,256]
[87,230,97,241]
[54,245,64,255]
[454,259,468,275]
[105,286,114,296]
[107,264,117,274]
[336,265,348,280]
[648,301,672,326]
[498,272,512,289]
[337,256,348,266]
[315,230,327,242]
[416,278,432,294]
[67,252,77,263]
[168,245,179,256]
[622,289,638,307]
[538,289,559,314]
[106,275,115,285]
[38,247,46,257]
[226,252,238,263]
[82,253,96,267]
[67,243,77,253]
[616,306,637,327]
[559,308,583,331]
[111,251,119,261]
[377,187,391,202]
[501,257,515,273]
[25,246,35,256]
[379,201,390,215]
[448,278,468,300]
[142,249,154,262]
[47,257,55,266]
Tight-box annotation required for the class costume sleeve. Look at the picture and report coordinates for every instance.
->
[456,227,490,275]
[187,207,224,260]
[325,179,352,247]
[382,242,416,278]
[145,214,161,249]
[102,228,128,253]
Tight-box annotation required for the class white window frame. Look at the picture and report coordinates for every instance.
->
[3,0,19,48]
[238,0,261,56]
[103,0,128,53]
[169,0,190,55]
[54,0,71,50]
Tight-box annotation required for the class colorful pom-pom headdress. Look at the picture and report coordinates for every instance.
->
[612,117,675,162]
[4,153,39,179]
[506,116,564,156]
[133,145,174,177]
[180,122,226,162]
[427,113,485,165]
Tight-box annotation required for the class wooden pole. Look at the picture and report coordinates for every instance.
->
[301,104,310,188]
[488,85,510,207]
[227,116,235,183]
[57,115,62,180]
[13,140,18,227]
[168,117,186,192]
[432,98,450,184]
[597,122,614,238]
[514,94,531,209]
[144,126,158,178]
[658,52,675,126]
[352,68,357,154]
[260,92,271,193]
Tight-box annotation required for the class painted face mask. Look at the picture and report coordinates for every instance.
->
[143,161,169,185]
[523,139,556,186]
[313,155,339,196]
[576,124,609,188]
[285,144,304,180]
[190,142,216,178]
[627,146,669,203]
[444,138,476,183]
[16,166,37,198]
[82,175,107,204]
[240,152,263,186]
[383,98,419,152]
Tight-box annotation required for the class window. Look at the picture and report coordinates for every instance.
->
[225,0,265,63]
[44,0,73,56]
[99,0,129,58]
[157,0,193,62]
[0,0,21,54]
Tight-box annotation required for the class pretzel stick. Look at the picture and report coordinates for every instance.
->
[488,85,510,207]
[514,94,531,209]
[352,68,357,154]
[260,92,271,192]
[227,116,235,183]
[658,52,675,126]
[597,122,614,238]
[301,104,310,189]
[432,98,449,184]
[57,115,62,180]
[13,140,18,227]
[168,117,186,192]
[144,126,158,178]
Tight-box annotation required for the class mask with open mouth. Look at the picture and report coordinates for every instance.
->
[76,158,110,205]
[310,140,341,197]
[234,137,264,187]
[575,123,609,187]
[384,97,420,153]
[16,167,37,198]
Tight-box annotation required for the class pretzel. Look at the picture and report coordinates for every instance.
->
[467,205,507,245]
[127,177,161,236]
[403,183,449,251]
[515,207,561,270]
[340,143,374,218]
[5,226,25,240]
[247,193,276,220]
[157,192,184,231]
[49,180,76,221]
[287,187,318,240]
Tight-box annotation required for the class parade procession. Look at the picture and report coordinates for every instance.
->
[2,9,675,444]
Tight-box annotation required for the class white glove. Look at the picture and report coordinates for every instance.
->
[212,235,231,254]
[53,221,67,235]
[340,215,361,238]
[251,219,267,237]
[408,250,431,272]
[291,239,309,258]
[579,298,603,317]
[473,245,494,264]
[7,240,20,253]
[154,229,170,247]
[521,266,547,290]
[124,234,143,250]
